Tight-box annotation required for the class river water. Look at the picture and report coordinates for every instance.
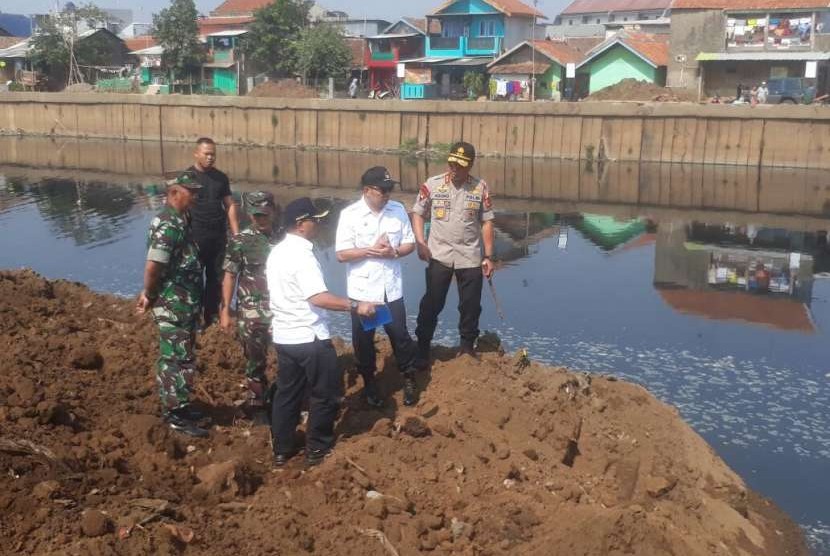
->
[1,137,828,553]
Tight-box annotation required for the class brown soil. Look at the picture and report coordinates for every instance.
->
[587,78,700,103]
[0,269,809,556]
[248,79,318,99]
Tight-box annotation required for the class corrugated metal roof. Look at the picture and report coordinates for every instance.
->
[130,45,163,56]
[487,60,552,74]
[561,0,670,15]
[207,29,249,36]
[368,33,421,39]
[435,57,492,66]
[697,51,830,60]
[673,0,830,9]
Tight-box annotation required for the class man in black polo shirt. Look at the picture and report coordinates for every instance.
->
[187,137,240,326]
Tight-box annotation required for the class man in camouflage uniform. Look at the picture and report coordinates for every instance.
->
[136,171,209,438]
[220,191,278,416]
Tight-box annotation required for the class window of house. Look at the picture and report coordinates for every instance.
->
[609,14,616,22]
[623,17,628,21]
[582,15,589,23]
[478,19,496,36]
[554,16,562,25]
[817,11,830,33]
[596,18,601,24]
[569,19,574,25]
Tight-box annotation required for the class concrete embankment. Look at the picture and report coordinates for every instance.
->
[1,93,830,169]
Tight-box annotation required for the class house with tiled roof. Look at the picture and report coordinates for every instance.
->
[575,31,669,95]
[668,0,830,97]
[365,18,433,94]
[548,0,671,38]
[486,38,600,99]
[399,0,546,99]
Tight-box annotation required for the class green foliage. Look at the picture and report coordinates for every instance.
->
[152,0,204,75]
[244,0,313,76]
[294,23,351,80]
[8,82,25,92]
[462,71,485,99]
[30,3,109,79]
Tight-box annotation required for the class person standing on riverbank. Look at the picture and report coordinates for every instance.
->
[136,172,209,438]
[267,197,376,467]
[412,142,496,366]
[187,137,240,328]
[220,191,278,418]
[335,167,419,407]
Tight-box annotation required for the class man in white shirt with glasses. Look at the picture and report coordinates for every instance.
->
[335,167,419,407]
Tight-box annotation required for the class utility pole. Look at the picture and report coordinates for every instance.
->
[531,0,537,102]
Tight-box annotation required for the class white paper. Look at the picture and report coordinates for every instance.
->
[806,61,817,79]
[396,63,406,78]
[789,252,801,268]
[566,63,575,78]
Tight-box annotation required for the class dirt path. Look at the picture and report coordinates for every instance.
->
[0,270,808,555]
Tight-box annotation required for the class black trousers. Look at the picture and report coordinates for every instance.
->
[195,236,225,325]
[415,259,484,348]
[350,297,416,383]
[271,338,342,455]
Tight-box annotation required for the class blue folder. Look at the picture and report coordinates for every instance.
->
[359,303,393,331]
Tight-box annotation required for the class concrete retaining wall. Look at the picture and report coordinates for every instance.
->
[3,93,830,168]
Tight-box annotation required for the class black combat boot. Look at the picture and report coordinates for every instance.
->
[164,407,210,438]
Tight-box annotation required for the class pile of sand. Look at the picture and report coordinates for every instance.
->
[587,78,699,103]
[0,270,807,555]
[248,79,318,99]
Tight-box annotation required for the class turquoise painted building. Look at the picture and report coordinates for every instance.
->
[203,30,248,96]
[576,31,669,95]
[424,0,544,58]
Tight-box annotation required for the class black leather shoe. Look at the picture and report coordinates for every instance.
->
[402,376,418,406]
[364,381,385,408]
[164,412,210,438]
[305,449,331,467]
[179,405,210,423]
[273,449,299,467]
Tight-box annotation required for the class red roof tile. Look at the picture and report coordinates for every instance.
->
[622,31,669,66]
[123,36,157,52]
[198,15,255,35]
[673,0,830,8]
[533,39,589,64]
[561,0,670,15]
[211,0,273,16]
[432,0,545,18]
[0,36,25,50]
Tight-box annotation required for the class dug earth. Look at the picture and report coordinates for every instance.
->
[0,270,808,555]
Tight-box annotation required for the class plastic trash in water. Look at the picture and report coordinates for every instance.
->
[360,303,393,331]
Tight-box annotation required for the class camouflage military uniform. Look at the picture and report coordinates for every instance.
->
[222,226,275,404]
[146,204,203,413]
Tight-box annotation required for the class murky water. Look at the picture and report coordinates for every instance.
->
[1,137,829,554]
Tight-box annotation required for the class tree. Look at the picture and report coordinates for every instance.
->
[294,23,351,82]
[463,71,486,99]
[30,3,109,87]
[152,0,203,79]
[243,0,312,76]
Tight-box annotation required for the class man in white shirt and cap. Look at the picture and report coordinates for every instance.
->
[335,167,419,408]
[266,197,376,467]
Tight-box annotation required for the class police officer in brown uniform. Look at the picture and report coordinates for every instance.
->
[412,142,496,364]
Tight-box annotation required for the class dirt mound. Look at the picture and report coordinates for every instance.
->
[248,79,318,99]
[587,78,699,103]
[0,269,808,555]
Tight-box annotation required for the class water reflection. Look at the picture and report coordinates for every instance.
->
[1,139,829,554]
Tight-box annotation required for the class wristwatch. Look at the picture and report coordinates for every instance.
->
[350,300,359,312]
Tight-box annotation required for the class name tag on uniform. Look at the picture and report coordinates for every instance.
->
[465,193,482,202]
[432,191,451,201]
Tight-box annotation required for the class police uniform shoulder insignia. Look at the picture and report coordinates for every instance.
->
[419,183,430,201]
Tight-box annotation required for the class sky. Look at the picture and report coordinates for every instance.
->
[1,0,572,24]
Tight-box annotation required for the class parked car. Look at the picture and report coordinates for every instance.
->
[766,78,806,104]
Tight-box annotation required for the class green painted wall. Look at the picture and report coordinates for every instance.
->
[214,68,237,95]
[586,45,657,94]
